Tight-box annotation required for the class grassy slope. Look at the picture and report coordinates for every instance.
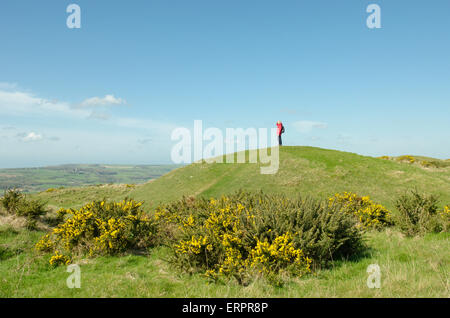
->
[37,146,448,212]
[3,146,448,298]
[131,146,450,211]
[1,226,448,297]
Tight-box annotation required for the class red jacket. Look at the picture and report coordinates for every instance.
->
[277,122,283,136]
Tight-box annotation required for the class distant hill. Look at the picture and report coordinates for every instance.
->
[0,164,182,193]
[34,146,450,212]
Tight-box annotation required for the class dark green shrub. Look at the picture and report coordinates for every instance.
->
[16,199,48,230]
[1,188,24,214]
[155,191,366,284]
[420,160,450,168]
[0,246,15,261]
[394,189,441,236]
[1,189,47,230]
[248,194,365,269]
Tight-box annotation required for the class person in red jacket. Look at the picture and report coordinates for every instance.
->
[276,121,284,146]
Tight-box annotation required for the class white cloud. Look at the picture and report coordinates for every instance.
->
[80,94,126,107]
[293,121,328,133]
[0,87,175,134]
[0,89,90,118]
[0,85,178,151]
[22,132,43,142]
[0,89,127,122]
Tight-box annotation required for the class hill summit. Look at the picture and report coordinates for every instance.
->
[125,146,450,210]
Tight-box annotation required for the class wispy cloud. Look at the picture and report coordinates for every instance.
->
[0,89,90,118]
[0,87,176,133]
[0,90,127,120]
[0,88,130,125]
[20,132,43,142]
[292,120,328,133]
[15,131,59,142]
[79,94,126,108]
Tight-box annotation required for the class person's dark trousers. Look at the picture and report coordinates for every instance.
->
[278,135,282,146]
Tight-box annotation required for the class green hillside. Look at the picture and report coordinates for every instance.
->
[2,146,448,298]
[37,146,449,212]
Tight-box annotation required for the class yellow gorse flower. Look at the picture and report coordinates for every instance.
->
[166,194,312,282]
[329,192,392,229]
[35,199,154,265]
[49,251,71,266]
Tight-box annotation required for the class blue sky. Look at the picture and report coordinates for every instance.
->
[0,0,449,168]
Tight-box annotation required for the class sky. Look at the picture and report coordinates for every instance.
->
[0,0,449,168]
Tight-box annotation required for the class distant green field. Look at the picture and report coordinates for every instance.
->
[0,164,182,193]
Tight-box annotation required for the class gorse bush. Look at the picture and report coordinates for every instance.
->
[397,155,416,164]
[420,161,434,168]
[328,192,393,230]
[419,160,450,169]
[1,188,47,230]
[158,194,313,285]
[378,155,449,168]
[35,199,157,265]
[1,188,24,215]
[155,191,365,285]
[16,199,48,230]
[394,189,443,236]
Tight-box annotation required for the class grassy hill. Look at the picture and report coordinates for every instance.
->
[2,146,448,298]
[36,146,450,211]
